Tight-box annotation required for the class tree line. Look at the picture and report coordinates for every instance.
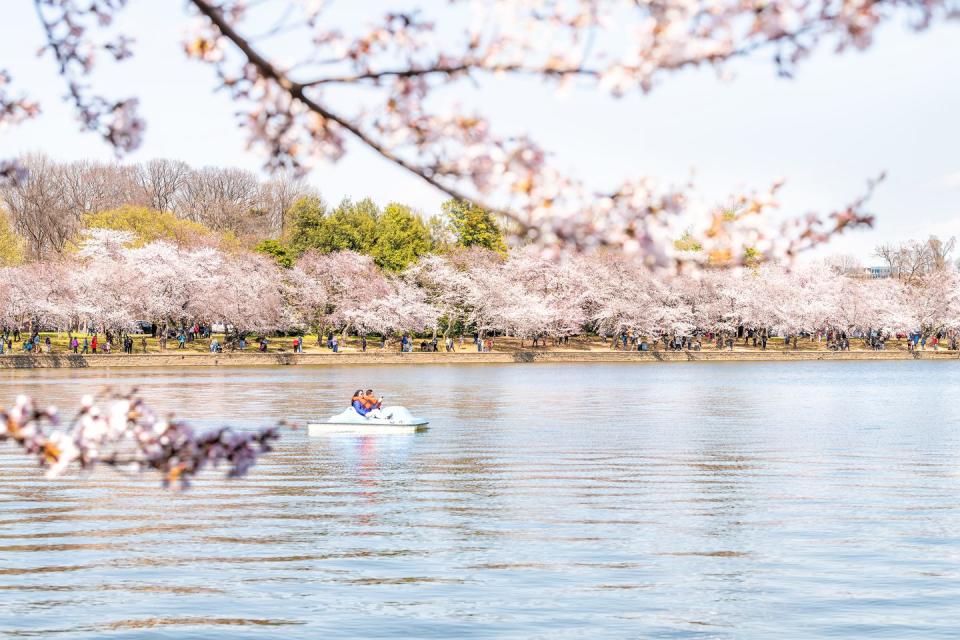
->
[0,154,313,259]
[0,155,506,270]
[2,227,958,346]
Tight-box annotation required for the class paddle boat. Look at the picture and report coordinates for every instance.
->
[307,405,429,436]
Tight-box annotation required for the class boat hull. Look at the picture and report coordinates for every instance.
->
[308,421,428,436]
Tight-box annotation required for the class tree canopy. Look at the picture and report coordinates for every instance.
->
[288,196,380,256]
[371,203,432,271]
[442,199,506,254]
[286,197,430,270]
[83,205,220,248]
[254,239,295,268]
[0,210,25,267]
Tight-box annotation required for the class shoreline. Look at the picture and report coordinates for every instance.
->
[0,350,956,368]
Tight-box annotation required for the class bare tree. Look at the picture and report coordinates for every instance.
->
[826,254,863,276]
[136,159,191,212]
[259,173,315,238]
[0,154,76,259]
[2,155,324,254]
[177,166,263,237]
[61,159,145,215]
[926,235,956,272]
[873,236,955,284]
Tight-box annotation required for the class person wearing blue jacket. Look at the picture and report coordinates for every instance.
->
[351,390,369,416]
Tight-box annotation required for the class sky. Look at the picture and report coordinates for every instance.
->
[1,2,958,264]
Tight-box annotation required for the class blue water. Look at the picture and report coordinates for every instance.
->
[1,361,960,638]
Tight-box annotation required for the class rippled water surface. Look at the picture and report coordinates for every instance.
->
[3,361,960,638]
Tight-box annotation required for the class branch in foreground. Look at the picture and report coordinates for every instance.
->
[0,391,282,489]
[183,0,893,266]
[10,0,932,262]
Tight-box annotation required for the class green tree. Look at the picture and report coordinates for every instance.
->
[0,210,25,266]
[286,195,328,252]
[289,196,379,255]
[83,206,217,248]
[441,199,506,254]
[255,239,295,268]
[372,203,432,271]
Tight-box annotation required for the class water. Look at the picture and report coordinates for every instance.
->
[2,361,960,638]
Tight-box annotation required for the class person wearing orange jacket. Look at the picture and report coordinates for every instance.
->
[351,390,370,416]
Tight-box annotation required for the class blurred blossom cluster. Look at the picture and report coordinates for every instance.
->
[0,390,282,488]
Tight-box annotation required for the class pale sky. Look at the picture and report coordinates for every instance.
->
[1,2,958,264]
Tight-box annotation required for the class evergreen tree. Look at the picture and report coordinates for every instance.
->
[288,196,379,255]
[442,199,506,253]
[254,239,295,268]
[372,203,432,271]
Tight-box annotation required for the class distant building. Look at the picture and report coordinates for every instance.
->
[864,266,892,279]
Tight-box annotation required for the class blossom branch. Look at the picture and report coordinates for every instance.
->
[33,0,144,154]
[8,0,950,263]
[0,390,283,489]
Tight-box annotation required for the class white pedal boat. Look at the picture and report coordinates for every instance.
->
[308,405,429,436]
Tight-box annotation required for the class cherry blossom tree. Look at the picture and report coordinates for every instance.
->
[206,251,286,337]
[285,250,333,337]
[897,272,960,338]
[357,279,437,339]
[587,255,659,340]
[0,259,76,335]
[404,252,477,339]
[506,250,594,341]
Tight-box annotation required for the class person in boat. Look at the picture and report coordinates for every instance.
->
[351,390,370,416]
[363,389,386,418]
[364,390,382,410]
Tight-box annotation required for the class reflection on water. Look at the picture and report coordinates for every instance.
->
[2,362,960,638]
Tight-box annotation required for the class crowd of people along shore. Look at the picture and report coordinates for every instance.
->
[0,325,956,356]
[611,328,956,352]
[0,325,502,355]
